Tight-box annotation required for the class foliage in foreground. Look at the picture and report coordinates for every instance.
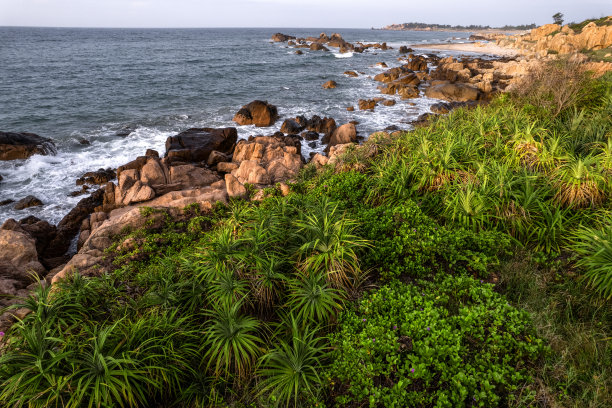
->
[327,275,545,407]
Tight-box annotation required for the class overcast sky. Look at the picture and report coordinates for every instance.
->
[0,0,610,28]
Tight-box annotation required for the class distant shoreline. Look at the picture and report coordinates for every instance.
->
[374,27,529,35]
[410,42,523,57]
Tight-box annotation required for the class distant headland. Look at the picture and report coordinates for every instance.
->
[376,22,537,32]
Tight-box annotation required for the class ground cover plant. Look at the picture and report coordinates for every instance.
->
[0,58,610,407]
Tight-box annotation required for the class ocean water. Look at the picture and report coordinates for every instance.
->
[0,27,476,225]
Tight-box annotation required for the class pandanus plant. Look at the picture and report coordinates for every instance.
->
[552,154,606,208]
[294,199,368,289]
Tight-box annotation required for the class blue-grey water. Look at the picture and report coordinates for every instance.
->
[0,27,476,225]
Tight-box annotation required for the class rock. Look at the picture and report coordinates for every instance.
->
[231,135,303,185]
[328,143,355,164]
[295,50,303,55]
[225,174,248,199]
[140,157,168,185]
[310,43,329,51]
[344,71,358,77]
[310,153,329,168]
[308,141,316,148]
[405,56,428,72]
[1,199,14,206]
[301,131,319,141]
[14,195,43,210]
[42,189,104,262]
[146,149,160,158]
[398,85,419,99]
[207,150,231,166]
[358,99,377,110]
[165,127,237,163]
[325,123,357,150]
[399,46,413,54]
[217,162,239,173]
[0,229,46,281]
[424,82,480,102]
[375,62,388,68]
[382,99,396,106]
[271,33,296,42]
[280,119,304,135]
[77,137,90,145]
[0,131,56,161]
[76,168,116,186]
[322,80,337,89]
[115,126,135,137]
[233,100,279,127]
[169,165,220,188]
[347,106,355,111]
[306,116,336,134]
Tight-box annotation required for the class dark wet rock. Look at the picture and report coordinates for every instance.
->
[43,189,104,263]
[0,131,56,161]
[69,186,90,197]
[76,168,116,186]
[295,50,303,55]
[430,101,482,114]
[165,127,238,163]
[399,46,413,54]
[280,119,305,135]
[306,116,336,135]
[385,125,401,131]
[233,100,279,127]
[77,137,91,145]
[344,71,358,77]
[0,199,14,206]
[115,126,136,137]
[301,131,319,141]
[308,141,317,148]
[14,195,43,210]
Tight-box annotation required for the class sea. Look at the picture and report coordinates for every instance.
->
[0,27,480,225]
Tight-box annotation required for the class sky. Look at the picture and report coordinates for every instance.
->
[0,0,610,28]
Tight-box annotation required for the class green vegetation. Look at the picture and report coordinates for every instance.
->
[381,22,537,31]
[553,12,564,26]
[568,16,612,33]
[0,60,611,407]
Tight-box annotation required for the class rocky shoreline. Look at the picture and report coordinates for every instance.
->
[0,29,589,331]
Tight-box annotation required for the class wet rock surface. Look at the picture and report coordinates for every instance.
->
[0,131,56,161]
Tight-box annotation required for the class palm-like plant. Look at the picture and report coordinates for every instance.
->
[257,318,327,408]
[294,199,367,289]
[203,301,262,378]
[552,154,605,208]
[66,321,159,408]
[443,182,493,232]
[249,255,287,311]
[571,218,612,299]
[286,272,343,324]
[208,269,249,307]
[193,227,243,282]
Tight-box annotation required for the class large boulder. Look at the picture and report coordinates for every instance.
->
[0,131,56,161]
[233,101,279,127]
[14,195,43,210]
[324,123,357,150]
[165,127,237,163]
[306,116,336,135]
[0,229,46,281]
[424,82,480,102]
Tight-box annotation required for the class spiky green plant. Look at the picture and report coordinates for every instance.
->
[203,301,262,378]
[257,317,327,407]
[572,218,612,299]
[294,199,367,288]
[552,154,605,208]
[286,272,343,324]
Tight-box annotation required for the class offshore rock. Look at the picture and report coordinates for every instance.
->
[233,100,279,127]
[0,131,56,161]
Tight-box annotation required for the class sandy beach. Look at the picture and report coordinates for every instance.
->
[412,42,522,57]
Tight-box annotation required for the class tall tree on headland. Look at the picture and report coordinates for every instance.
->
[553,12,564,25]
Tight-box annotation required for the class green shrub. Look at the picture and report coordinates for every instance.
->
[326,276,545,407]
[358,203,511,279]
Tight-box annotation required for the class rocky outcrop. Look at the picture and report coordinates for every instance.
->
[233,101,279,127]
[0,131,56,161]
[231,134,303,185]
[271,33,296,42]
[165,127,237,163]
[425,81,480,102]
[76,168,116,186]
